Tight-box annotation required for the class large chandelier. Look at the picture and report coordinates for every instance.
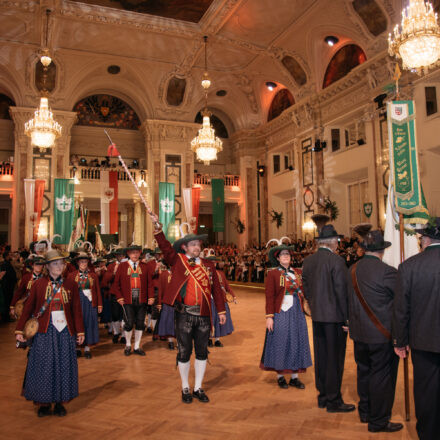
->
[25,97,62,150]
[191,36,222,165]
[388,0,440,74]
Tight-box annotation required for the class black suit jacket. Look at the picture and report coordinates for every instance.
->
[348,255,396,344]
[393,245,440,353]
[302,247,348,323]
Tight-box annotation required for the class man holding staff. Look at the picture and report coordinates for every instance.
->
[148,213,226,404]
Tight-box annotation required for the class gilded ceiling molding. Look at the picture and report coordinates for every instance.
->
[58,1,198,39]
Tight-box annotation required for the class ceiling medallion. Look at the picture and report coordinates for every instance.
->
[190,36,222,166]
[388,0,440,74]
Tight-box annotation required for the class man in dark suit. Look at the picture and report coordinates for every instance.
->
[393,218,440,440]
[302,225,355,413]
[348,228,402,433]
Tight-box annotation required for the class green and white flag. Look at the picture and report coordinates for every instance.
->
[387,100,429,223]
[54,179,75,244]
[212,179,225,232]
[159,182,175,242]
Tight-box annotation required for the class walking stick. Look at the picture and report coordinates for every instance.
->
[399,212,410,421]
[104,130,162,229]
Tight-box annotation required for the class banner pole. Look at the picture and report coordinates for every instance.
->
[399,212,410,421]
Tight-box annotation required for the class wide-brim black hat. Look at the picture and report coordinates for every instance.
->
[25,255,45,265]
[142,248,154,255]
[362,230,391,251]
[268,245,295,267]
[73,251,92,261]
[316,224,343,240]
[173,234,208,254]
[125,244,143,252]
[415,217,440,240]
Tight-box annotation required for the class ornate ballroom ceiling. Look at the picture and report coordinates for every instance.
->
[0,0,402,131]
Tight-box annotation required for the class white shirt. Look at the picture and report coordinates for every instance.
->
[185,254,201,265]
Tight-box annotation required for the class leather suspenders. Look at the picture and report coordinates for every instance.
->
[351,263,391,340]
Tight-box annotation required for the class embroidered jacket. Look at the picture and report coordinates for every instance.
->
[68,270,102,308]
[157,268,172,306]
[154,231,225,320]
[11,272,42,308]
[111,261,152,304]
[15,276,84,336]
[265,267,304,318]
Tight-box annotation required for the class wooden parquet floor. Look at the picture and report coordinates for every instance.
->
[0,287,418,440]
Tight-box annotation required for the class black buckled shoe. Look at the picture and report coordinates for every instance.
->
[182,388,193,404]
[84,351,92,359]
[124,347,131,356]
[133,348,146,356]
[368,422,403,433]
[53,403,67,417]
[112,334,119,344]
[289,378,305,389]
[168,342,175,350]
[214,340,223,347]
[37,405,52,418]
[193,388,209,403]
[277,376,289,389]
[326,402,356,413]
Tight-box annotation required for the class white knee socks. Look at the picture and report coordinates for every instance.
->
[178,361,191,390]
[134,329,143,350]
[112,321,120,335]
[194,359,207,391]
[124,330,133,346]
[150,319,157,330]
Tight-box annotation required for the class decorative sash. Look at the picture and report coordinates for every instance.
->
[179,254,212,308]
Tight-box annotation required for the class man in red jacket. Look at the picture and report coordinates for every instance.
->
[149,213,226,404]
[111,244,154,356]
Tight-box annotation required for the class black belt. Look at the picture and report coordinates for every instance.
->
[175,302,200,316]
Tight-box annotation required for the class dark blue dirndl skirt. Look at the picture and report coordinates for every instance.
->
[260,294,312,374]
[80,290,99,346]
[23,318,79,403]
[100,293,112,323]
[211,298,234,338]
[157,304,175,337]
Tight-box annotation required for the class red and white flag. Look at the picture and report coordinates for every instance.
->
[24,178,45,242]
[100,170,118,234]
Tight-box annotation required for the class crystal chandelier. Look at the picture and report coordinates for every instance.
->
[191,36,222,165]
[388,0,440,74]
[25,97,62,150]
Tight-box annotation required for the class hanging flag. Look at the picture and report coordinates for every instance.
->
[387,100,429,223]
[34,180,45,241]
[211,179,225,232]
[183,187,196,232]
[23,179,45,242]
[95,225,105,252]
[159,182,175,241]
[192,186,201,232]
[54,178,75,245]
[100,170,118,234]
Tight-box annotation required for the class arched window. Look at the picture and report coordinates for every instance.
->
[0,94,15,120]
[195,112,229,138]
[267,89,295,122]
[73,94,141,130]
[323,44,367,88]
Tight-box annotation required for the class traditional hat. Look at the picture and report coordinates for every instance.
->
[125,244,143,252]
[93,257,106,265]
[266,237,294,267]
[142,247,154,255]
[172,222,207,254]
[353,223,373,241]
[362,230,391,251]
[25,254,45,265]
[311,214,330,233]
[73,251,92,261]
[316,224,343,240]
[415,217,440,240]
[203,248,220,261]
[44,249,69,263]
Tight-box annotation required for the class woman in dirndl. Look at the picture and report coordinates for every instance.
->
[205,253,235,347]
[68,251,102,358]
[156,262,176,350]
[260,239,312,389]
[15,249,85,417]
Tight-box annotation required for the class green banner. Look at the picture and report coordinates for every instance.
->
[159,182,175,242]
[54,179,75,244]
[212,178,225,232]
[387,100,429,223]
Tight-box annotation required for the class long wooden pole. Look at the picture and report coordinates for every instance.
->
[399,212,410,421]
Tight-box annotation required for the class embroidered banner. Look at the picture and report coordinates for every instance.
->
[211,179,225,232]
[54,179,75,244]
[387,100,429,221]
[159,182,175,242]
